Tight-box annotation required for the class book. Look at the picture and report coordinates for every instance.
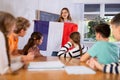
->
[28,61,64,71]
[65,66,96,74]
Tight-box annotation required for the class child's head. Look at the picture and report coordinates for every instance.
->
[110,13,120,41]
[95,23,110,41]
[23,32,43,55]
[69,32,83,56]
[30,32,43,46]
[0,11,16,34]
[58,7,72,22]
[69,32,80,45]
[14,17,30,37]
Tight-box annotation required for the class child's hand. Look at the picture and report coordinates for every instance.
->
[22,52,34,62]
[26,52,34,61]
[86,58,97,70]
[86,58,103,71]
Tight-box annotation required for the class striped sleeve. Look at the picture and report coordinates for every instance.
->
[66,46,80,58]
[81,44,88,54]
[57,42,72,57]
[66,44,88,58]
[103,62,120,74]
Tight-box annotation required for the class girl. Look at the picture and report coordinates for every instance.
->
[57,32,88,58]
[0,11,33,75]
[57,7,72,22]
[23,32,43,57]
[0,11,15,74]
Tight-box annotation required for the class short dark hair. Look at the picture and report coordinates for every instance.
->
[95,23,110,38]
[111,13,120,26]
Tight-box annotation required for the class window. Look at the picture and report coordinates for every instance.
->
[105,4,120,12]
[84,4,100,12]
[84,4,100,41]
[83,3,120,42]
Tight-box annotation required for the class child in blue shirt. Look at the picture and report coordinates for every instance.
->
[86,13,120,74]
[80,23,119,64]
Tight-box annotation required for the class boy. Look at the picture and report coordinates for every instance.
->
[87,13,120,74]
[80,23,119,64]
[9,17,30,55]
[8,17,34,62]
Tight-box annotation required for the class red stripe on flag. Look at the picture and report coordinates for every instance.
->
[62,23,78,46]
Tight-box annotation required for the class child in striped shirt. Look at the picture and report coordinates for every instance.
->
[57,32,88,58]
[86,13,120,74]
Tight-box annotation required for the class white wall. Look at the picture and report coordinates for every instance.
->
[0,0,38,49]
[0,0,120,55]
[0,0,79,50]
[72,0,120,3]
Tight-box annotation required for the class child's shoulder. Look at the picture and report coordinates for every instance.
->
[95,41,109,45]
[95,41,118,48]
[8,32,16,38]
[91,41,108,48]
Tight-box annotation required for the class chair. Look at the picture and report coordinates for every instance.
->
[51,51,58,56]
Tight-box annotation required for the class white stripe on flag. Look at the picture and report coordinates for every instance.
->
[41,22,64,56]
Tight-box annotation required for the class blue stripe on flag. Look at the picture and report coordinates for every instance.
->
[34,21,49,50]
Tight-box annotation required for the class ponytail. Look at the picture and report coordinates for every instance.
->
[69,32,82,56]
[78,43,83,56]
[3,33,11,67]
[23,38,35,55]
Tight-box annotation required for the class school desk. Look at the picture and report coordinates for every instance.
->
[0,57,120,80]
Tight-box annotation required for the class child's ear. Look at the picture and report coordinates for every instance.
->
[19,29,25,34]
[98,33,101,38]
[18,29,26,37]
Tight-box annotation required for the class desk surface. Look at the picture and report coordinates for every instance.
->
[0,57,120,80]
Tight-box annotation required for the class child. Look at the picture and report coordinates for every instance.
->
[0,11,15,74]
[57,32,88,58]
[57,7,72,22]
[87,13,120,74]
[23,32,43,57]
[8,17,30,56]
[0,11,33,75]
[80,23,119,64]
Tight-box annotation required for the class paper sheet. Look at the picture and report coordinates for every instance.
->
[28,61,64,71]
[65,66,96,74]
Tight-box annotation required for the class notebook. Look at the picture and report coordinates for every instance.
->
[65,66,96,74]
[28,61,65,71]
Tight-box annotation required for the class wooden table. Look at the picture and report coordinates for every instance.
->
[0,57,120,80]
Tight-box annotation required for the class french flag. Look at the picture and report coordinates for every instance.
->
[34,21,78,56]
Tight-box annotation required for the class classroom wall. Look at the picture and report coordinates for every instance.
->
[0,0,120,56]
[73,0,120,3]
[0,0,80,51]
[0,0,38,50]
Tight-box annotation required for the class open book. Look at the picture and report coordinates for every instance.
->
[28,61,65,71]
[65,66,96,74]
